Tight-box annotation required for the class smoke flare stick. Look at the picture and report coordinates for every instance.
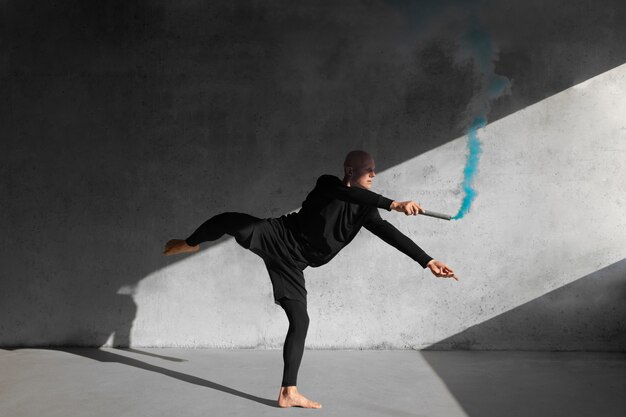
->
[420,209,452,221]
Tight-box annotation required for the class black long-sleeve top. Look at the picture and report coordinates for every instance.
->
[281,174,433,268]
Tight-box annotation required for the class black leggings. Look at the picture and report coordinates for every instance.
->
[185,212,260,248]
[277,297,309,387]
[185,212,310,387]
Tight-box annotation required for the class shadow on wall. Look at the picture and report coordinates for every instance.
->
[1,0,626,347]
[424,258,626,351]
[420,258,626,417]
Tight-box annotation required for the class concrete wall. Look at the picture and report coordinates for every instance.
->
[2,0,625,349]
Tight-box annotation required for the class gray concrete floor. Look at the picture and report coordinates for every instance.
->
[1,348,624,417]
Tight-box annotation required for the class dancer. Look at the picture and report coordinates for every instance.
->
[163,150,458,409]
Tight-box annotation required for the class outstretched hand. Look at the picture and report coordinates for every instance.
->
[390,200,424,216]
[426,260,459,281]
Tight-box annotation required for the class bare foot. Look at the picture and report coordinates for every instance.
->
[163,239,200,256]
[277,386,322,409]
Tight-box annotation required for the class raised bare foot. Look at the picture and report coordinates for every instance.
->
[163,239,199,256]
[277,386,322,409]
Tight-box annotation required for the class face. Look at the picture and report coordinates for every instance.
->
[349,156,376,190]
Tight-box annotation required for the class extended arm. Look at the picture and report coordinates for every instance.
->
[364,209,459,279]
[363,209,433,268]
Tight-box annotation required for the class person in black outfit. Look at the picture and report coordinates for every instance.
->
[163,150,458,409]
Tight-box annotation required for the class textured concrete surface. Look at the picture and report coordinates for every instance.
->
[2,1,626,348]
[427,259,626,350]
[111,63,626,349]
[1,348,625,417]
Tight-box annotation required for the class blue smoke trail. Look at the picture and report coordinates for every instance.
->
[451,116,485,220]
[451,20,510,220]
[386,1,510,219]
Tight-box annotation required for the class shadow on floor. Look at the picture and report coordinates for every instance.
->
[120,348,187,362]
[55,348,279,408]
[421,351,626,417]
